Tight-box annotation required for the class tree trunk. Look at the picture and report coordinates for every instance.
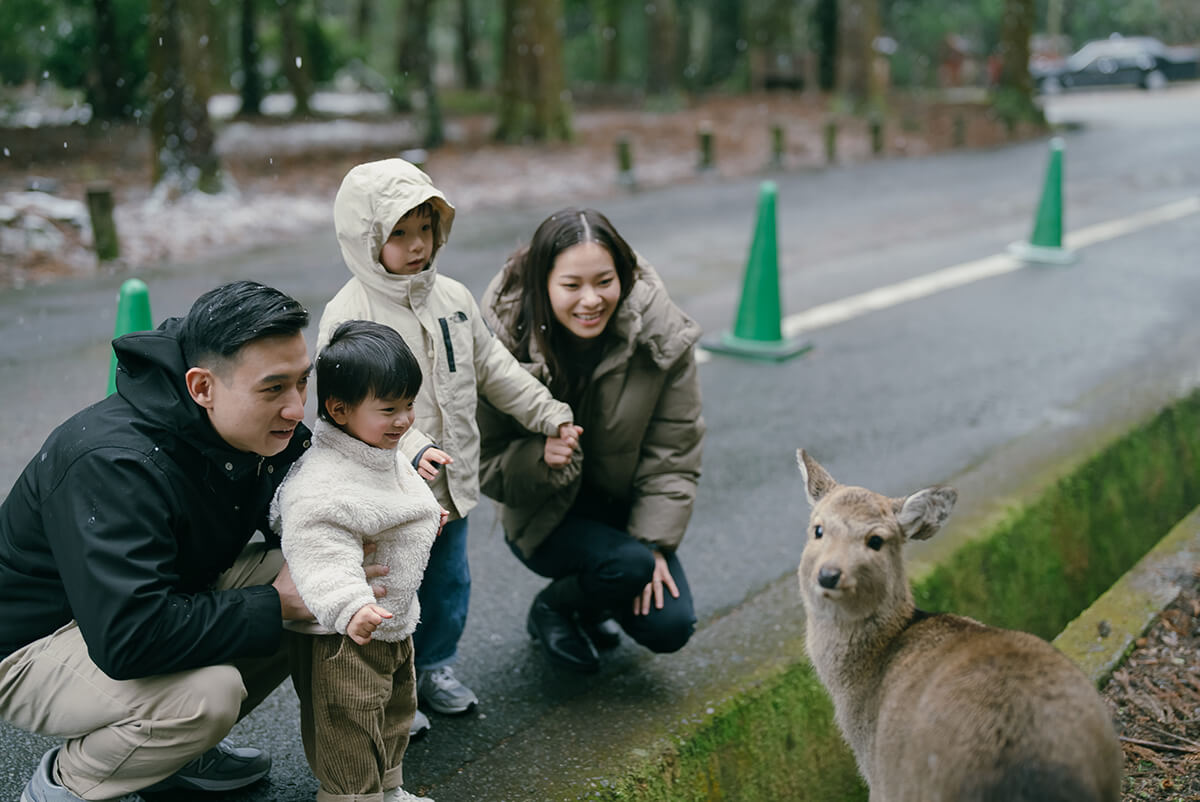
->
[701,0,741,88]
[599,0,622,84]
[674,0,695,88]
[280,0,313,117]
[835,0,882,110]
[496,0,572,142]
[994,0,1042,127]
[149,0,222,194]
[394,0,443,145]
[89,0,132,119]
[457,0,481,89]
[355,0,372,42]
[239,0,264,116]
[812,0,836,92]
[645,0,676,95]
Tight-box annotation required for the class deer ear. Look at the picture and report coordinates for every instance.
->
[797,449,838,506]
[895,486,958,541]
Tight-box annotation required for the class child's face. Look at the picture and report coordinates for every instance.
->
[380,208,434,275]
[547,242,621,340]
[328,393,416,450]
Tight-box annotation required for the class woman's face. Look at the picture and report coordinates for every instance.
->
[547,242,621,340]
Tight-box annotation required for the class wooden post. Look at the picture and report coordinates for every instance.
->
[697,122,714,172]
[616,135,635,187]
[824,117,838,164]
[770,123,785,170]
[869,114,884,155]
[953,115,966,148]
[86,182,120,262]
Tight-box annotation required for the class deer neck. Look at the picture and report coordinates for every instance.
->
[805,586,916,767]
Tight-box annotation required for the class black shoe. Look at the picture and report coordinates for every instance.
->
[579,615,621,650]
[526,597,599,673]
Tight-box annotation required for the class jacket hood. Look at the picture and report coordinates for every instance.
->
[333,159,456,301]
[113,317,212,438]
[486,255,701,373]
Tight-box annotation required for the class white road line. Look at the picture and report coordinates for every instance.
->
[771,195,1200,339]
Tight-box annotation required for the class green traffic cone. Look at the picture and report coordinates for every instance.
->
[107,278,153,395]
[703,181,811,362]
[1009,137,1076,265]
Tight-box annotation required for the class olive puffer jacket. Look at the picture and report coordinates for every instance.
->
[478,258,705,558]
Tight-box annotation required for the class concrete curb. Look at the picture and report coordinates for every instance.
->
[1054,505,1200,687]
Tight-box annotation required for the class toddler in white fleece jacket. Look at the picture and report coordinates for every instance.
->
[273,319,444,802]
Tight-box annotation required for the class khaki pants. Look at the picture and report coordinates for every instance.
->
[290,633,416,802]
[0,542,291,800]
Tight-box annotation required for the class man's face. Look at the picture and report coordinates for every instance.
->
[187,333,311,456]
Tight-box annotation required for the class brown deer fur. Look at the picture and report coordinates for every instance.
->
[796,449,1122,802]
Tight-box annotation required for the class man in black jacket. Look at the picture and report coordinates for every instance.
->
[0,281,375,802]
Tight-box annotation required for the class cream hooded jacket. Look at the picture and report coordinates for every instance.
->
[320,159,574,519]
[478,258,705,559]
[273,419,441,641]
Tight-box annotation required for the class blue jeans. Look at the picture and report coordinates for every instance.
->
[511,514,696,654]
[413,516,469,671]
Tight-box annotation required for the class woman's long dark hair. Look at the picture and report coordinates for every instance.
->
[500,208,637,399]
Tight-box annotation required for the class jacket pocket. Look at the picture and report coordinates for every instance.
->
[437,311,470,373]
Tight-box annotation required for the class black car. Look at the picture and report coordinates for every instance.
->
[1033,36,1200,93]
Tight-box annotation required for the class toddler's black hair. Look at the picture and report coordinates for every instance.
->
[316,320,422,423]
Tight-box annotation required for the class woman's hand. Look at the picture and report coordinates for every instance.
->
[633,550,680,616]
[544,423,583,468]
[436,508,449,536]
[417,447,453,481]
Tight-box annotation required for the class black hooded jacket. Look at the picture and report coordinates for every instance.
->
[0,318,310,679]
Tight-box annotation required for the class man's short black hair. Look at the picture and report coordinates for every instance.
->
[181,280,309,372]
[317,320,423,423]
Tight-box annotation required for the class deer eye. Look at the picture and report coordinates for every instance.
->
[867,535,884,551]
[813,524,824,540]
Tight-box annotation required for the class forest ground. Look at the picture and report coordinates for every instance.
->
[0,88,1024,290]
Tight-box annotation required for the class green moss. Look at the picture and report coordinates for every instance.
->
[597,661,867,802]
[914,390,1200,639]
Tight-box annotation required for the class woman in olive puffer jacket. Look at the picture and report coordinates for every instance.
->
[477,207,704,674]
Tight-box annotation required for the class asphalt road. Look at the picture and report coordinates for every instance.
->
[2,83,1199,800]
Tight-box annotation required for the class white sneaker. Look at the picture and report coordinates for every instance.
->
[410,708,431,739]
[416,666,479,714]
[384,786,434,801]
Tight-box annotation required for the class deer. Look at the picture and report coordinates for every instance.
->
[795,449,1123,802]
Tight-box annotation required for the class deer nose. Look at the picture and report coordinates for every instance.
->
[818,566,842,589]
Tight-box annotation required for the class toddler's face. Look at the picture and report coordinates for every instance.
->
[333,393,416,450]
[380,208,434,275]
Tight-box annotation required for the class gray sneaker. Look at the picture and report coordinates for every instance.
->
[384,786,435,801]
[141,737,270,792]
[417,666,479,714]
[21,746,144,802]
[410,708,432,739]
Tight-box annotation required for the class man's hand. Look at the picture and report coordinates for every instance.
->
[632,550,680,616]
[347,603,393,645]
[544,423,583,468]
[417,447,453,481]
[272,562,314,621]
[363,542,389,600]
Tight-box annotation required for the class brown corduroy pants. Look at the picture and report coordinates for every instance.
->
[289,632,416,802]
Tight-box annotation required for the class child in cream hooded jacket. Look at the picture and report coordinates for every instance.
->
[319,158,576,709]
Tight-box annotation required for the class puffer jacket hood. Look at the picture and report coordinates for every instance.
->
[333,158,456,301]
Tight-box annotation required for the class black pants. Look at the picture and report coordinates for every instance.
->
[511,514,696,653]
